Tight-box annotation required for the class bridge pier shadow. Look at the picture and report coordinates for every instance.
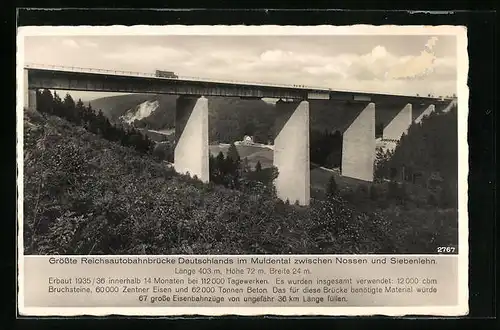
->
[174,95,209,182]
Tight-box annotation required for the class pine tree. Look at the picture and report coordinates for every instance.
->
[242,157,251,173]
[255,161,262,172]
[227,143,240,166]
[213,152,226,184]
[38,89,54,114]
[52,91,63,117]
[75,98,85,125]
[63,93,76,123]
[208,154,216,181]
[224,143,241,188]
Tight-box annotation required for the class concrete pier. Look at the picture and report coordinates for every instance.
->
[341,102,375,182]
[383,103,412,140]
[174,96,209,183]
[24,69,37,110]
[27,89,37,111]
[274,100,310,205]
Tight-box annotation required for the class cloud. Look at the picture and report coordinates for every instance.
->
[61,39,79,48]
[385,50,436,80]
[385,37,440,80]
[103,46,190,64]
[177,42,455,94]
[367,45,388,61]
[425,36,439,51]
[25,35,456,96]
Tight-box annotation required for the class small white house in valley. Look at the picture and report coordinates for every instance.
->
[243,135,254,144]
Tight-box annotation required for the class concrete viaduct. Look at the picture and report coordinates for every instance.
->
[23,65,454,206]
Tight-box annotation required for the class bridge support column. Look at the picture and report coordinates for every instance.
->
[414,104,435,124]
[273,100,310,206]
[383,103,412,140]
[27,89,37,111]
[23,69,37,111]
[341,102,375,182]
[174,95,209,183]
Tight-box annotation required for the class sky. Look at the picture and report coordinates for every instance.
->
[23,35,457,102]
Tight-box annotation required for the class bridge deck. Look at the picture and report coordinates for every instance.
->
[24,65,453,103]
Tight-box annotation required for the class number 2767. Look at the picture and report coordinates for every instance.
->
[437,247,456,253]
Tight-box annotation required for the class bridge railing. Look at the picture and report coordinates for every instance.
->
[23,63,331,91]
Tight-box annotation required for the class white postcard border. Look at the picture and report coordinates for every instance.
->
[16,24,469,317]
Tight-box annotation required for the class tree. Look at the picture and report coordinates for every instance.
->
[255,161,262,172]
[76,99,85,111]
[242,157,251,173]
[209,152,227,185]
[222,143,241,188]
[63,93,76,122]
[326,175,338,198]
[227,142,240,162]
[37,89,54,114]
[32,90,154,159]
[52,91,63,117]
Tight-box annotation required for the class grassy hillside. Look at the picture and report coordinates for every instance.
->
[23,108,458,255]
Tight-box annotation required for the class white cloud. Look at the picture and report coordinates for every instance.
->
[61,39,79,48]
[425,36,439,50]
[178,43,456,94]
[384,36,443,80]
[368,45,388,61]
[385,50,437,79]
[103,46,191,64]
[25,35,457,96]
